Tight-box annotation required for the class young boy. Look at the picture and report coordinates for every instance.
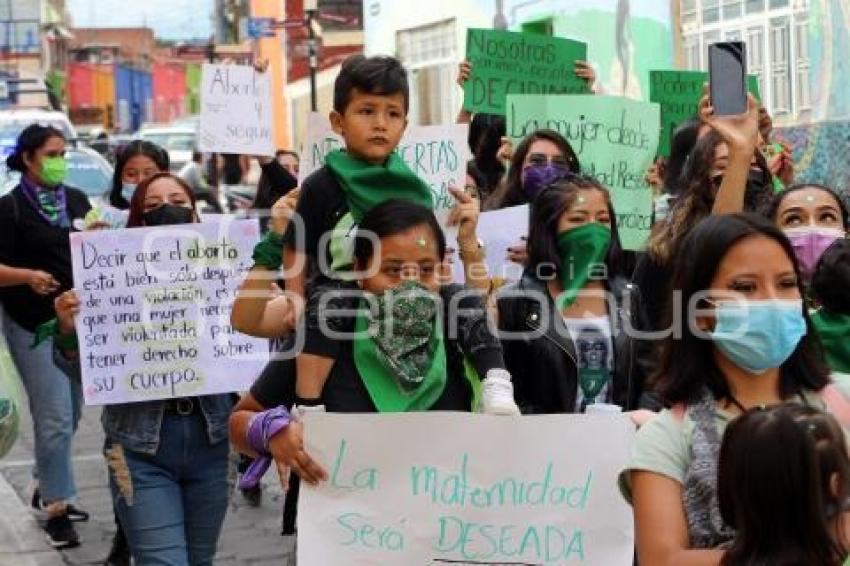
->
[283,54,518,415]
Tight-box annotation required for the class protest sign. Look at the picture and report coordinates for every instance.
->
[70,219,268,405]
[299,112,469,218]
[448,204,527,283]
[198,63,274,156]
[463,28,589,115]
[650,70,761,156]
[298,412,635,565]
[507,94,659,250]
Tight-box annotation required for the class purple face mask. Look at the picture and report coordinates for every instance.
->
[521,164,570,200]
[784,227,845,279]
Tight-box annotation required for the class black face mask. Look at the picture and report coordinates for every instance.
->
[143,204,194,226]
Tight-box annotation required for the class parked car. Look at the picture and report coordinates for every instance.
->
[137,126,196,173]
[0,110,78,157]
[0,146,113,207]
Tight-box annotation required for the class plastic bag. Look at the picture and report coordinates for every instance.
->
[0,332,22,459]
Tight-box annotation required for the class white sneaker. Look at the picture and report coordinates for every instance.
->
[480,369,520,416]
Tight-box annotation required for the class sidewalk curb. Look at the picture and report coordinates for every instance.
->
[0,470,65,566]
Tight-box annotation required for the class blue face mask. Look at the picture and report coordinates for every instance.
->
[121,182,137,201]
[709,299,806,374]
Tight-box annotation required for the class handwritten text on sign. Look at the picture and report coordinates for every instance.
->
[298,112,469,216]
[649,70,761,157]
[298,413,635,565]
[508,94,660,251]
[199,64,274,156]
[70,220,267,405]
[463,28,589,115]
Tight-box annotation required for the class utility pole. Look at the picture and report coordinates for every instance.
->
[305,0,318,112]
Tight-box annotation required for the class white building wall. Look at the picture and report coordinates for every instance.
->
[363,0,493,125]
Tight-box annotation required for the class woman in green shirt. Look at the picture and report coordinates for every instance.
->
[621,213,845,566]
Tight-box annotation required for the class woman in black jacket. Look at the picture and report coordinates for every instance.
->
[0,124,91,547]
[496,175,654,415]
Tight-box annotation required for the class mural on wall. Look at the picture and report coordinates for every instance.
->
[779,122,850,201]
[476,0,673,99]
[776,0,850,194]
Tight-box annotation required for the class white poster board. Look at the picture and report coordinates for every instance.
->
[448,204,528,283]
[299,412,635,565]
[69,220,268,405]
[299,112,469,217]
[199,63,275,156]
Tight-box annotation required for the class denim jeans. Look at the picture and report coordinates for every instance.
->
[3,315,82,503]
[106,412,229,566]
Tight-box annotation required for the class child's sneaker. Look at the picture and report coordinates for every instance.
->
[480,369,520,416]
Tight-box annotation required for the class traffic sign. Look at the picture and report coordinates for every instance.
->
[247,17,276,39]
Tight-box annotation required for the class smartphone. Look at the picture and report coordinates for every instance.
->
[708,41,747,116]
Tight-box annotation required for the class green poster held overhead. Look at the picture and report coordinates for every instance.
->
[463,28,590,115]
[650,70,761,156]
[507,94,659,251]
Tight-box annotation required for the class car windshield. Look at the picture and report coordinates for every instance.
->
[0,119,75,147]
[141,132,195,151]
[66,152,111,196]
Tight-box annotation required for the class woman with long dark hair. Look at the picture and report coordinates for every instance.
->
[486,128,580,211]
[107,140,169,210]
[495,176,653,415]
[53,173,234,565]
[621,213,848,565]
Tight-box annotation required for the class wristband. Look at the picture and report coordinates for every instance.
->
[245,405,292,454]
[240,406,292,490]
[251,230,284,270]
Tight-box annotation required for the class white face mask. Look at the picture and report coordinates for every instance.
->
[121,182,137,201]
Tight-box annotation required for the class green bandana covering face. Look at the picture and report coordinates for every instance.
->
[811,310,850,374]
[555,222,612,307]
[40,156,67,187]
[353,279,447,412]
[324,149,434,222]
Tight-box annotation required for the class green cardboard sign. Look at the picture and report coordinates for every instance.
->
[507,94,660,251]
[463,28,589,115]
[649,70,761,156]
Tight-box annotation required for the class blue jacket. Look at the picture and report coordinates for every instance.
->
[54,346,232,455]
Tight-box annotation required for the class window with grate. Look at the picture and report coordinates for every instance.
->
[396,19,457,125]
[794,16,810,111]
[770,16,791,114]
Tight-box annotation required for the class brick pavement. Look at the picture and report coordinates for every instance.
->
[0,403,296,565]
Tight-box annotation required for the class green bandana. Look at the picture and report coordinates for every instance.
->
[40,156,67,187]
[353,280,447,412]
[812,310,850,374]
[555,223,611,307]
[324,149,434,222]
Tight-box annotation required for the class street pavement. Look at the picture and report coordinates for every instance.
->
[0,402,296,565]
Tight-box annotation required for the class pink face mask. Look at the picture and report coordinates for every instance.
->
[784,227,845,279]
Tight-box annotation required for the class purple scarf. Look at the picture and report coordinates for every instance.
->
[19,176,69,228]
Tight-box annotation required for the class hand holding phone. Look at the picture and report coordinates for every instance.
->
[709,42,747,116]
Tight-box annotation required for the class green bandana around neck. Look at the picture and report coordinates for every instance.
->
[353,280,447,412]
[812,310,850,374]
[324,149,434,222]
[555,222,612,307]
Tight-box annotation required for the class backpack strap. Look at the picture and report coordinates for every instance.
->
[820,384,850,428]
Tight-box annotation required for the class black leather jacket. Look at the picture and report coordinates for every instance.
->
[497,271,654,414]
